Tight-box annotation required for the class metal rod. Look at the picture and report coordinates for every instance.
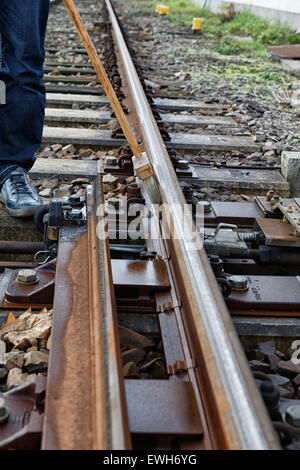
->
[0,241,44,254]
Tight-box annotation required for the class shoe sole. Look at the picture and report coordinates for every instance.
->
[0,195,41,218]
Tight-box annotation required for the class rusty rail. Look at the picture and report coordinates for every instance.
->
[105,0,280,449]
[42,177,131,449]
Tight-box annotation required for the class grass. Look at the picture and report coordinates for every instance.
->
[132,0,300,55]
[190,62,293,97]
[127,0,299,97]
[211,10,299,45]
[134,0,215,27]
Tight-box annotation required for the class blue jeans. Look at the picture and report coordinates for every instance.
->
[0,0,50,184]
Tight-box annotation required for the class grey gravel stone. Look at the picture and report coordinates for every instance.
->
[24,351,49,374]
[249,360,271,373]
[278,360,300,379]
[0,368,8,384]
[1,352,24,371]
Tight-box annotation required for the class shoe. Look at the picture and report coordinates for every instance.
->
[0,168,42,218]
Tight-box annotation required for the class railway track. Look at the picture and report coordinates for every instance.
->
[1,0,300,451]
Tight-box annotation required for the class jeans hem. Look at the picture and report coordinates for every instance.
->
[0,164,19,186]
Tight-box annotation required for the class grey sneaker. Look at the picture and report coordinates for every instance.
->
[0,168,42,218]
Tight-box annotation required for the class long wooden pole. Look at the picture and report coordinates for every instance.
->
[63,0,142,158]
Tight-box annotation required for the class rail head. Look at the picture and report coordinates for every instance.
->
[104,0,280,450]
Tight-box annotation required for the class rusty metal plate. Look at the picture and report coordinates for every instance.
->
[125,379,203,436]
[112,259,170,289]
[268,44,300,59]
[155,290,187,376]
[0,262,56,310]
[204,201,262,227]
[254,196,294,218]
[255,218,300,247]
[4,269,55,306]
[158,310,187,375]
[0,377,46,450]
[226,275,300,314]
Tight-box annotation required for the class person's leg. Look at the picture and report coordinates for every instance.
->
[0,0,50,182]
[0,0,50,217]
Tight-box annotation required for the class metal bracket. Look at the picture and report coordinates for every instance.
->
[0,377,46,450]
[274,202,300,237]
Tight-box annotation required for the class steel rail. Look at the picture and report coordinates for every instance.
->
[42,177,131,450]
[105,0,280,449]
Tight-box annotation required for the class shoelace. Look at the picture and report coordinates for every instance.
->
[9,174,32,196]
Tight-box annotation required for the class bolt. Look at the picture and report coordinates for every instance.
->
[177,159,190,170]
[0,398,10,425]
[270,194,280,206]
[196,200,211,212]
[105,156,118,165]
[259,380,280,409]
[266,190,275,201]
[228,275,248,291]
[209,255,224,275]
[260,381,273,393]
[17,269,38,285]
[107,197,122,209]
[286,405,300,428]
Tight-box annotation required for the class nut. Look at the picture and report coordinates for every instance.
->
[286,405,300,428]
[266,190,275,201]
[228,275,248,291]
[177,159,190,170]
[270,194,281,207]
[0,397,10,425]
[105,156,118,165]
[196,200,211,212]
[17,269,38,285]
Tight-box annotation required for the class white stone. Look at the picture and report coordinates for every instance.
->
[282,60,300,77]
[291,88,300,109]
[281,151,300,197]
[39,188,52,197]
[6,368,36,390]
